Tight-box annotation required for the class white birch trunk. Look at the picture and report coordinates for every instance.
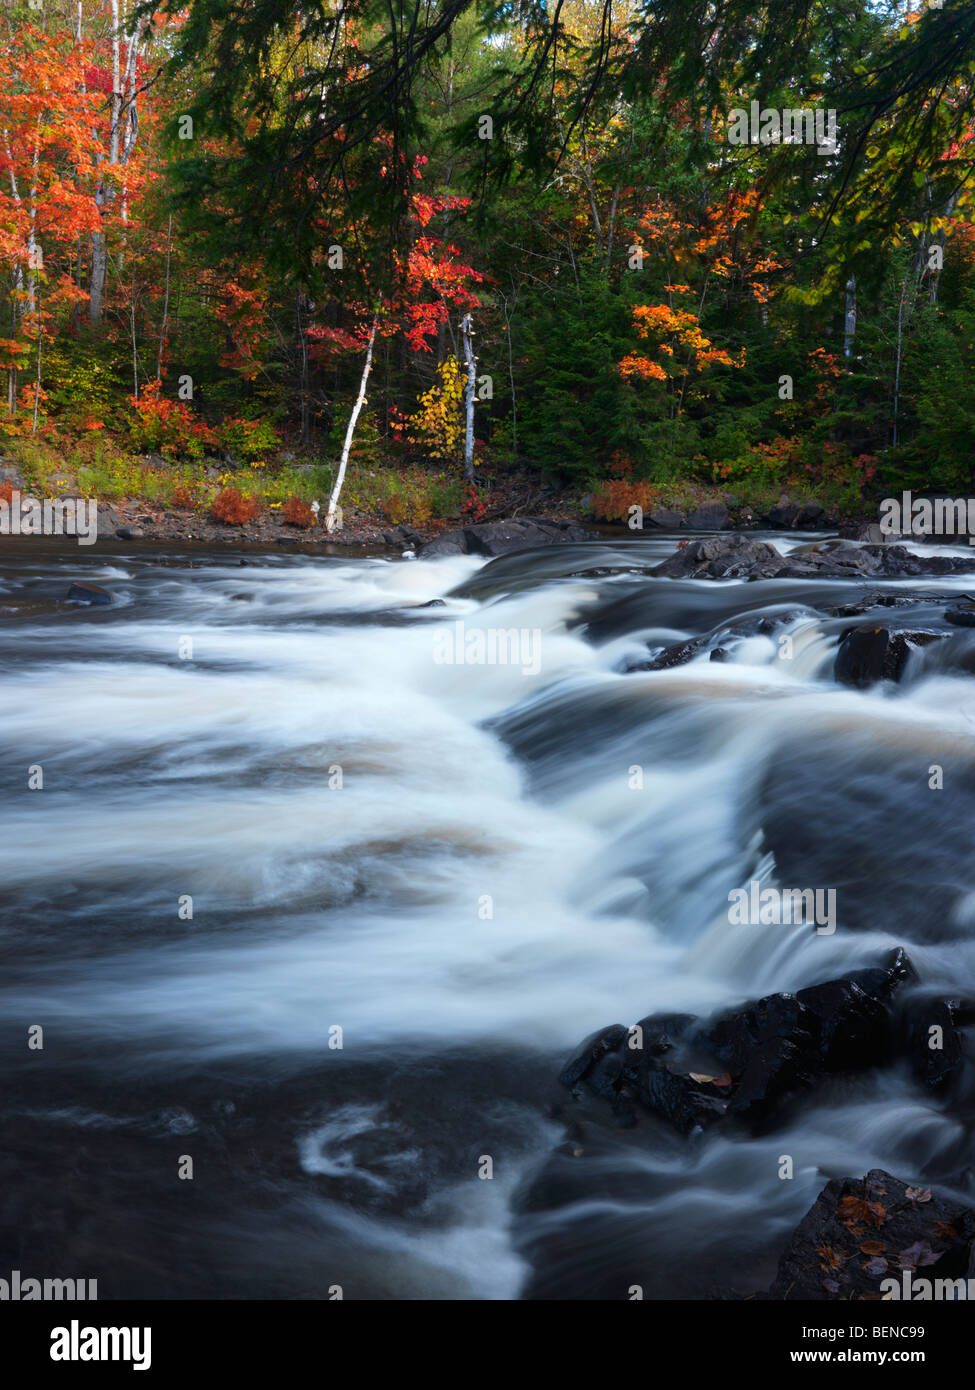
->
[325,318,377,533]
[460,312,476,483]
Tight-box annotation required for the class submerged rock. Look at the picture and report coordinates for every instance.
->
[768,1170,975,1300]
[623,606,811,672]
[66,582,112,606]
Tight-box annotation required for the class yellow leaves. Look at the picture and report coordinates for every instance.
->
[400,355,465,460]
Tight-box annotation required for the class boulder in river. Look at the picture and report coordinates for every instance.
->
[652,535,975,582]
[559,949,918,1137]
[421,517,592,558]
[768,1169,975,1300]
[623,605,812,672]
[66,582,112,606]
[834,625,946,687]
[946,601,975,628]
[652,535,787,579]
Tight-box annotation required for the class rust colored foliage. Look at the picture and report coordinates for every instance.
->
[591,479,654,522]
[171,484,197,508]
[210,487,259,525]
[282,496,314,528]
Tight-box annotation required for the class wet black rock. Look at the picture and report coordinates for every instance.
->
[946,601,975,627]
[560,950,916,1137]
[839,521,889,543]
[383,524,425,549]
[646,506,684,529]
[828,591,960,618]
[559,1024,629,1089]
[651,536,788,580]
[901,997,967,1092]
[762,499,829,530]
[685,501,730,531]
[834,625,946,686]
[66,582,112,606]
[651,535,975,583]
[796,501,828,529]
[623,606,811,672]
[768,1170,975,1300]
[421,516,592,558]
[764,500,800,528]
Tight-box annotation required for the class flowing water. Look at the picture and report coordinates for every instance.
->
[2,530,975,1299]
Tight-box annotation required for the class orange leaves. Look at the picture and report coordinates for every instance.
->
[129,379,218,459]
[282,497,315,528]
[210,487,260,526]
[210,273,270,380]
[618,353,668,381]
[620,300,742,388]
[838,1196,888,1229]
[815,1243,848,1272]
[590,479,654,522]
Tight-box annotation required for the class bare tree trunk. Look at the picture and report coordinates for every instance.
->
[156,213,172,379]
[31,294,42,434]
[297,290,310,444]
[893,282,905,448]
[501,286,518,460]
[929,192,957,305]
[130,270,138,397]
[325,318,377,532]
[460,312,476,483]
[90,2,143,322]
[844,275,857,358]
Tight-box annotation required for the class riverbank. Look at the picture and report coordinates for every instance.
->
[0,438,879,551]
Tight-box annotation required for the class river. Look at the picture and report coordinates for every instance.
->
[2,530,974,1299]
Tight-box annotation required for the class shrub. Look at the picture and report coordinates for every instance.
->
[171,484,197,508]
[129,379,217,459]
[282,496,315,527]
[590,479,653,522]
[211,486,259,524]
[220,415,279,463]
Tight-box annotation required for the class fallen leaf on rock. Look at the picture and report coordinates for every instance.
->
[839,1196,887,1228]
[864,1257,888,1276]
[905,1187,932,1204]
[859,1241,887,1256]
[898,1241,943,1270]
[816,1244,848,1271]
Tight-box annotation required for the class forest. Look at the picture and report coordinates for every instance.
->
[2,0,975,533]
